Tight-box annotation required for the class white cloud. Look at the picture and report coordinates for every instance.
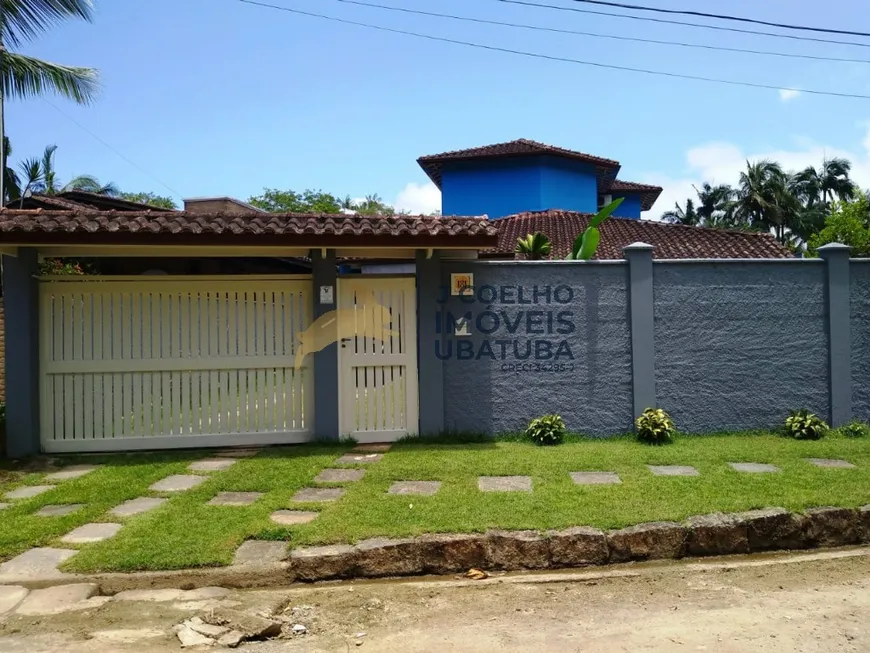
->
[640,122,870,220]
[778,89,801,102]
[395,181,441,215]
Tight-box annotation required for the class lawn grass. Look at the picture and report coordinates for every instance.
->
[1,433,868,574]
[286,433,870,547]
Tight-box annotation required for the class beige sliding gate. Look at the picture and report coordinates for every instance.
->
[39,276,314,452]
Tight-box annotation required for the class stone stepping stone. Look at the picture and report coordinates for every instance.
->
[207,492,263,506]
[232,540,287,567]
[0,548,77,582]
[315,468,366,483]
[270,510,319,525]
[335,453,383,465]
[806,458,856,469]
[478,476,532,492]
[0,585,29,615]
[149,475,207,492]
[648,465,700,477]
[570,471,622,485]
[36,504,84,517]
[388,481,442,495]
[729,462,780,473]
[44,465,99,482]
[110,497,167,517]
[291,487,344,503]
[15,583,98,616]
[352,443,392,453]
[61,523,123,544]
[189,459,237,472]
[5,485,55,500]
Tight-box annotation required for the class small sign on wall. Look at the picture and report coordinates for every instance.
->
[451,273,474,296]
[319,285,334,305]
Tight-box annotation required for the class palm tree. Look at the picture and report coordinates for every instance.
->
[515,233,552,260]
[0,0,100,200]
[694,183,736,227]
[17,155,42,206]
[794,158,856,206]
[14,143,117,198]
[661,198,698,225]
[63,173,118,195]
[3,136,20,201]
[735,160,800,243]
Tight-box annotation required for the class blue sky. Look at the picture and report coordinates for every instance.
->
[9,0,870,215]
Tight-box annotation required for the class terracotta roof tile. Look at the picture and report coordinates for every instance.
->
[490,210,791,260]
[417,138,621,189]
[606,180,663,211]
[0,210,498,246]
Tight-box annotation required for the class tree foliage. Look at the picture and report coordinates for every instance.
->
[2,0,99,104]
[808,194,870,257]
[660,156,861,249]
[118,191,178,210]
[248,189,343,214]
[515,232,551,260]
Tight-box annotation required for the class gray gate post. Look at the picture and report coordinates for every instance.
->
[3,248,40,458]
[818,243,852,427]
[415,250,444,436]
[623,242,656,420]
[310,249,340,441]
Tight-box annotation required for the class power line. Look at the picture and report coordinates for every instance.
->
[41,98,183,199]
[331,0,870,65]
[497,0,870,49]
[564,0,870,39]
[236,0,870,100]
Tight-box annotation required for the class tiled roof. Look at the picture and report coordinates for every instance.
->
[417,138,621,189]
[490,210,791,260]
[0,210,498,246]
[606,180,663,211]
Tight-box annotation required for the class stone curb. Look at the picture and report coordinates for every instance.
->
[2,505,869,592]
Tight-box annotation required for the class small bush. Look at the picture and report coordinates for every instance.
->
[525,414,566,446]
[635,408,676,445]
[834,420,870,439]
[783,409,829,440]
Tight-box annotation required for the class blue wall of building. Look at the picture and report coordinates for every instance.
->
[612,194,642,219]
[539,157,599,214]
[441,155,599,218]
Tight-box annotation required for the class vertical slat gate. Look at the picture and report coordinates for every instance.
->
[38,276,314,452]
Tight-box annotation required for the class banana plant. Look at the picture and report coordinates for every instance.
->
[515,232,552,260]
[565,197,625,260]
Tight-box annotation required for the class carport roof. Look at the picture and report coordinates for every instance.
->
[0,209,498,248]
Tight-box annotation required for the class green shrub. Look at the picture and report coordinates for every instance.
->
[783,409,829,440]
[834,420,870,438]
[635,408,676,445]
[525,414,566,446]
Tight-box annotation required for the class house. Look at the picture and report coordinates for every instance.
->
[0,138,800,457]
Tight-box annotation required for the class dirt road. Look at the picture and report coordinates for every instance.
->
[1,549,869,652]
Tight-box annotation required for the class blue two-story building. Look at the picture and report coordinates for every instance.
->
[417,138,662,220]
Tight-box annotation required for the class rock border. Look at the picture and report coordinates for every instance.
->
[2,505,868,591]
[289,505,870,582]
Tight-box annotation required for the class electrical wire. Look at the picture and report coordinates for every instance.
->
[496,0,870,49]
[564,0,870,38]
[236,0,870,100]
[41,98,183,199]
[331,0,870,65]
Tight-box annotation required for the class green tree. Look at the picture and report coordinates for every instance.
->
[808,194,870,257]
[515,232,551,260]
[248,188,342,213]
[2,0,99,103]
[661,198,698,225]
[734,160,801,243]
[22,143,117,196]
[352,193,396,216]
[118,191,177,210]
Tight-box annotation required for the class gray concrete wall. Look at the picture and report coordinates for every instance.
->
[439,262,634,436]
[653,262,829,432]
[435,257,851,437]
[851,261,870,422]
